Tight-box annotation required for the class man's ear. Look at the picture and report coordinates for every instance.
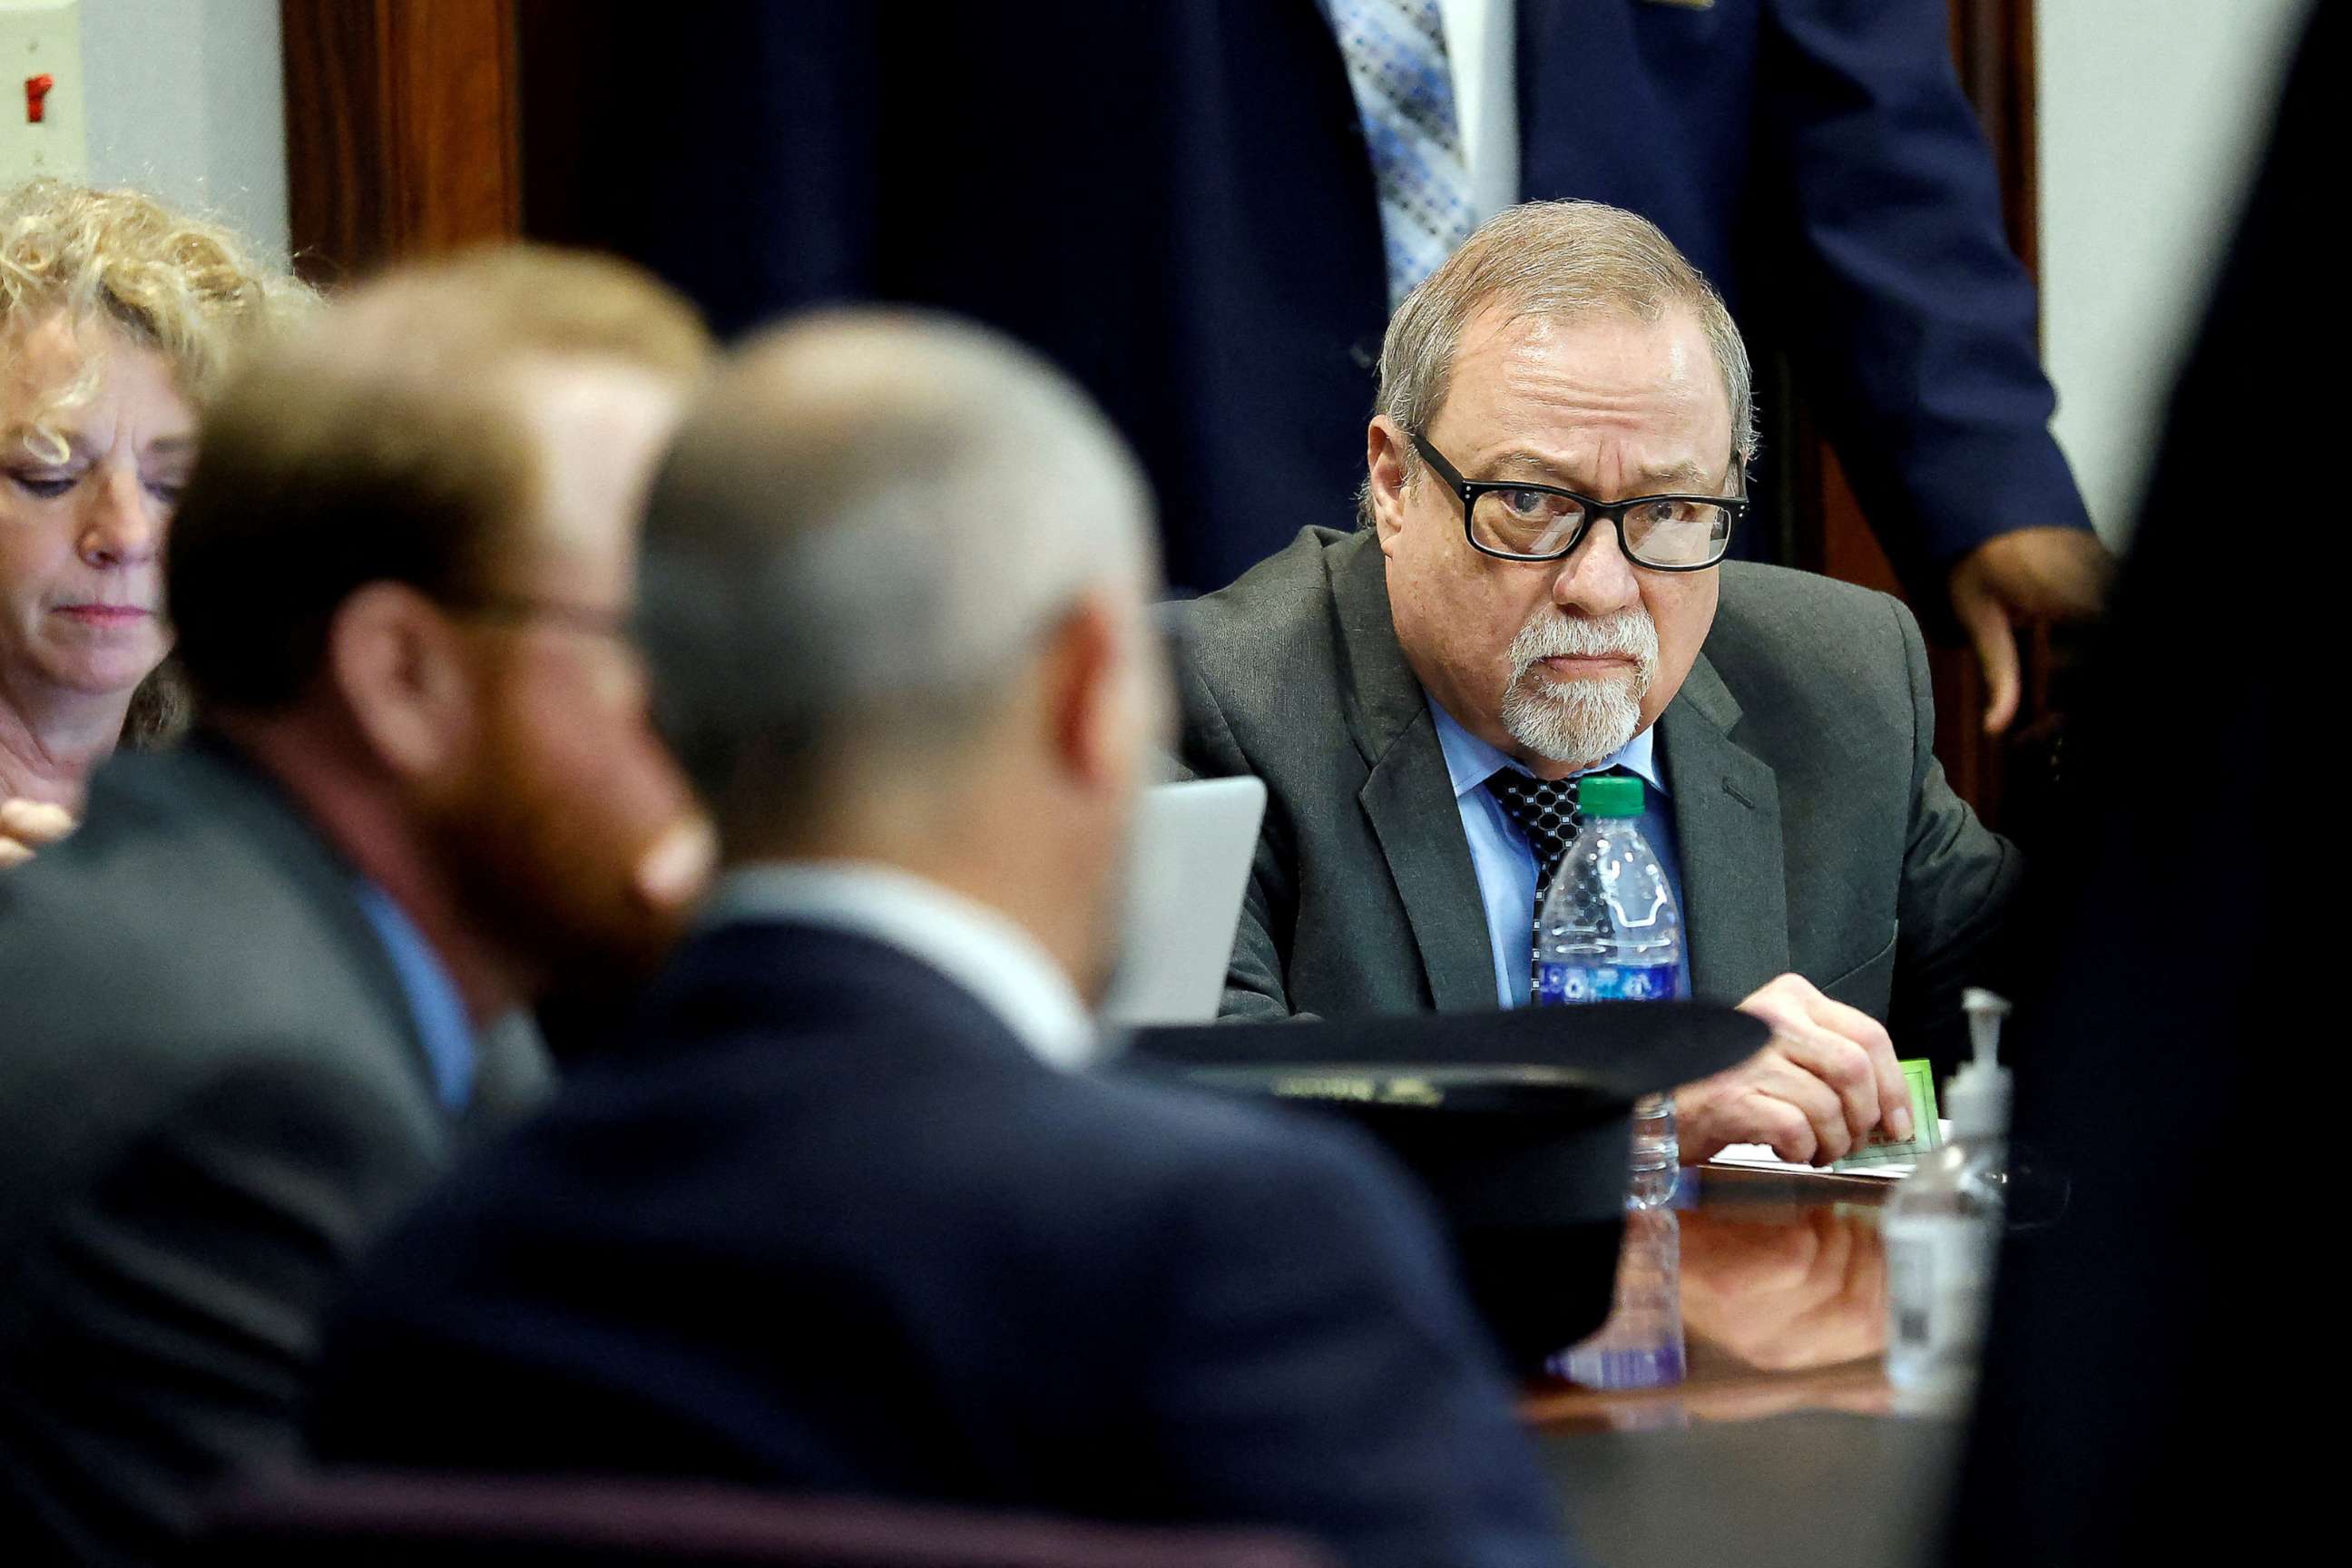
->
[326,582,480,781]
[1037,591,1137,791]
[1367,416,1414,557]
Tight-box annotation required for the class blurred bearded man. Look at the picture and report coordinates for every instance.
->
[1177,201,2019,1167]
[0,249,712,1564]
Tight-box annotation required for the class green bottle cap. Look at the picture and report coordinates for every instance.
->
[1575,773,1643,818]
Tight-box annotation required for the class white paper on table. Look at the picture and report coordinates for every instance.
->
[1703,1121,1955,1180]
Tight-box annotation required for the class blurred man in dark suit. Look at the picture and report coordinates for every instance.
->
[587,0,2104,730]
[307,313,1574,1568]
[1947,7,2328,1561]
[0,250,713,1564]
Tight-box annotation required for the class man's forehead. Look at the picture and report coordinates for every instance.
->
[1448,302,1715,398]
[1437,303,1731,468]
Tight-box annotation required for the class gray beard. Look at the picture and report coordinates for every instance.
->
[1498,608,1659,766]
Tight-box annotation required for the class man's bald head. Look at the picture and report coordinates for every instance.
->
[639,311,1158,835]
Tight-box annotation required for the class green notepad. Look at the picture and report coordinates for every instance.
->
[1831,1058,1944,1171]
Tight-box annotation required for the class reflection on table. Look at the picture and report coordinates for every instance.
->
[1525,1167,1896,1431]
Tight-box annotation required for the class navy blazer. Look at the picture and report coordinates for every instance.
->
[596,0,2084,595]
[309,923,1573,1568]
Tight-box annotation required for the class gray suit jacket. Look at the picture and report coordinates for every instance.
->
[0,742,552,1565]
[1176,528,2018,1058]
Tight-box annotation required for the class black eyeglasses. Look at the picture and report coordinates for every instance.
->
[1409,432,1746,571]
[439,593,637,644]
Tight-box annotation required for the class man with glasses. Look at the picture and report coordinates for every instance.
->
[1178,201,2018,1166]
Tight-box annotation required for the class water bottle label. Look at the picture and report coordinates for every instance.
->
[1534,960,1680,1004]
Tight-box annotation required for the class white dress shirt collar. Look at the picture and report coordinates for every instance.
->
[1427,698,1669,801]
[701,860,1100,1073]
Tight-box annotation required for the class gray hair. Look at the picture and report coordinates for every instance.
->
[1360,200,1756,524]
[640,310,1156,816]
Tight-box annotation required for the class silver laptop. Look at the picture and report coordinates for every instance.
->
[1098,777,1268,1027]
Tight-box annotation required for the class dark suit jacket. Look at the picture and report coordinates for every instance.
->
[594,0,2083,595]
[1178,528,2017,1063]
[0,744,551,1566]
[307,921,1572,1568]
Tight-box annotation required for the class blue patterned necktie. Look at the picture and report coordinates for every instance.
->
[1322,0,1478,307]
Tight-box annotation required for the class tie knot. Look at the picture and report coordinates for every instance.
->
[1485,770,1589,896]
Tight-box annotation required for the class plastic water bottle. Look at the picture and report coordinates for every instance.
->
[1884,989,2012,1411]
[1534,774,1681,1209]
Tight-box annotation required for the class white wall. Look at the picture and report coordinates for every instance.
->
[75,0,287,262]
[2039,0,2309,544]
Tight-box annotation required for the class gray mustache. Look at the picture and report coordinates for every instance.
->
[1509,610,1659,668]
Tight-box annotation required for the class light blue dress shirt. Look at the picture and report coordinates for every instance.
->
[1427,697,1692,1008]
[353,881,477,1113]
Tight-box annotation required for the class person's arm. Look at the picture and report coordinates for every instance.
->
[1760,0,2108,728]
[1144,1124,1574,1568]
[1172,654,1306,1022]
[3,1051,439,1561]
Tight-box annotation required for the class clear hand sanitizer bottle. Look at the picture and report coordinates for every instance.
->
[1883,988,2012,1411]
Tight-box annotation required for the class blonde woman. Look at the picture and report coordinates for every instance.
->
[0,181,307,864]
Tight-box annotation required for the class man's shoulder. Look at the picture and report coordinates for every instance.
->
[1708,563,1921,700]
[557,946,1430,1269]
[1174,526,1359,685]
[1171,527,1387,782]
[0,750,430,1190]
[1051,1065,1410,1200]
[1,750,394,1030]
[1716,560,1911,634]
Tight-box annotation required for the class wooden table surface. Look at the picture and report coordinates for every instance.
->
[1525,1164,1901,1431]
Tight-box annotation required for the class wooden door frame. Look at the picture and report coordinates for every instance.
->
[280,0,523,287]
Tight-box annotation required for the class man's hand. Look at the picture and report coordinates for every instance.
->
[0,798,77,870]
[1676,973,1909,1166]
[1949,526,2114,735]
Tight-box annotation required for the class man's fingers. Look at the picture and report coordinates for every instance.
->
[1745,1090,1819,1167]
[0,798,77,847]
[1749,1055,1852,1164]
[1801,989,1910,1142]
[1,799,76,869]
[1772,1028,1879,1150]
[1955,583,2021,735]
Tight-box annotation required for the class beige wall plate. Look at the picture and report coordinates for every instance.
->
[0,0,86,187]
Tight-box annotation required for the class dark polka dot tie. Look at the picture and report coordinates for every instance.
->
[1486,768,1621,983]
[1486,770,1582,897]
[1486,766,1580,973]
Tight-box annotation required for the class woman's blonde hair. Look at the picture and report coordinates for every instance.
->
[2,181,311,747]
[1,180,313,456]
